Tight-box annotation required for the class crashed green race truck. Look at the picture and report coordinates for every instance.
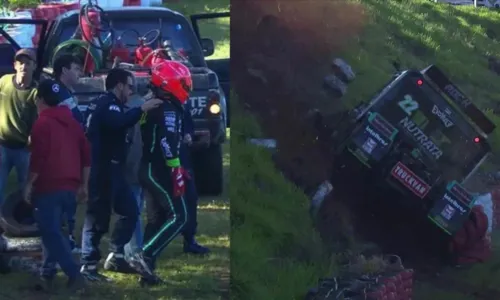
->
[0,6,229,196]
[332,65,495,236]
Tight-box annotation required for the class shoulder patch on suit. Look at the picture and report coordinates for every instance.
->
[109,105,121,112]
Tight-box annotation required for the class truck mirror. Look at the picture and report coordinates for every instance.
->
[200,38,215,57]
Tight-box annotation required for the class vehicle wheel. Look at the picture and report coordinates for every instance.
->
[0,190,40,238]
[0,234,42,253]
[193,144,224,196]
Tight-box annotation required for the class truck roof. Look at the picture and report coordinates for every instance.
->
[57,6,187,22]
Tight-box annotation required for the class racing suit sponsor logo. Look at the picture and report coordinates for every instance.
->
[431,105,454,128]
[365,126,388,146]
[164,112,176,132]
[109,105,121,112]
[399,116,443,159]
[160,137,173,158]
[390,162,430,198]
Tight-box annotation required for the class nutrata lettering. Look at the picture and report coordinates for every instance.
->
[399,116,443,160]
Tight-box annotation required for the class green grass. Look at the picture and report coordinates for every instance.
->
[2,141,229,300]
[1,1,230,299]
[335,0,500,146]
[230,96,333,300]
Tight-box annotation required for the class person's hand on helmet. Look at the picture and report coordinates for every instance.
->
[171,166,191,197]
[141,98,162,112]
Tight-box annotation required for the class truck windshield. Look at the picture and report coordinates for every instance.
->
[372,73,488,181]
[56,17,203,67]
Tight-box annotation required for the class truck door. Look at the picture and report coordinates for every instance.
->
[0,18,48,78]
[190,12,230,124]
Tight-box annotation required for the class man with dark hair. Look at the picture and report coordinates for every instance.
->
[53,54,84,127]
[0,49,38,206]
[80,68,161,282]
[52,54,85,252]
[24,79,89,292]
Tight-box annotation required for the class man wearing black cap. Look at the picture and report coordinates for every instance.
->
[0,48,38,207]
[23,79,90,292]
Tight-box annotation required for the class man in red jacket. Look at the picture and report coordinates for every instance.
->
[23,79,90,292]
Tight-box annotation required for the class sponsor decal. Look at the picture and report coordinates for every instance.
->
[109,105,121,112]
[369,113,397,138]
[365,126,388,146]
[164,112,176,132]
[160,137,173,158]
[443,193,467,213]
[431,105,454,128]
[390,161,430,198]
[399,116,443,159]
[444,84,471,108]
[440,204,456,220]
[361,137,377,154]
[450,183,474,206]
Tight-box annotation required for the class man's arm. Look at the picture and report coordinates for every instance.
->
[101,103,143,130]
[183,108,195,136]
[28,119,51,184]
[155,106,181,168]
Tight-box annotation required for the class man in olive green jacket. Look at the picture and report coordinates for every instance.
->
[0,48,38,274]
[0,48,38,206]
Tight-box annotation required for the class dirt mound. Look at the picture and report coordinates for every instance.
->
[232,0,366,190]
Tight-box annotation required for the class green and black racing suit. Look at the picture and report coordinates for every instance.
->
[139,100,187,267]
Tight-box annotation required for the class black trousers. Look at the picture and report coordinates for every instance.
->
[139,163,187,268]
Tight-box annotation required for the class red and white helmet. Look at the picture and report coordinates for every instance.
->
[150,60,193,104]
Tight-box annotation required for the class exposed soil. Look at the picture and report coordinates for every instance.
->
[232,1,494,297]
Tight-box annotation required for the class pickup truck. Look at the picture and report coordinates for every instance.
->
[0,6,229,195]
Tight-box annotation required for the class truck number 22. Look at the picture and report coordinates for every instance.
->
[398,95,419,116]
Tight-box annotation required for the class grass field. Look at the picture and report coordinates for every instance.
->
[230,97,333,300]
[1,0,230,299]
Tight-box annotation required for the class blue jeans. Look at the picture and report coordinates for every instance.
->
[124,184,144,258]
[33,190,79,279]
[81,164,139,265]
[0,146,30,205]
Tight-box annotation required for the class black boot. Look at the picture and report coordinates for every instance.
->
[183,238,210,255]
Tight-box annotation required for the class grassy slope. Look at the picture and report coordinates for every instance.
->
[339,0,500,147]
[231,0,500,299]
[1,1,230,299]
[230,97,333,300]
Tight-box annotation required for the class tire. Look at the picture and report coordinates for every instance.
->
[193,144,224,196]
[0,190,40,237]
[0,234,42,253]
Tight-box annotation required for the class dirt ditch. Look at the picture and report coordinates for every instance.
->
[232,1,495,296]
